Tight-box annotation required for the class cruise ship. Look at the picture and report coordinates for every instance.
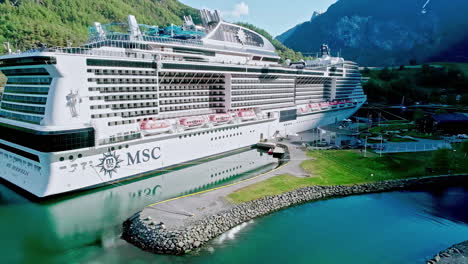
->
[0,10,366,197]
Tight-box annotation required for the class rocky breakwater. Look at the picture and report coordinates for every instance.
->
[122,175,467,255]
[426,240,468,264]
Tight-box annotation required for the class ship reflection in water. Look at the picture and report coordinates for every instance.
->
[0,148,278,263]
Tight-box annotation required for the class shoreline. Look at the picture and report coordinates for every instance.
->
[122,174,467,255]
[427,240,468,264]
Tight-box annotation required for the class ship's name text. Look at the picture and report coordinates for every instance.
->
[127,147,161,166]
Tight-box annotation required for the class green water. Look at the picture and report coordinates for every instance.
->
[0,148,278,263]
[1,148,467,263]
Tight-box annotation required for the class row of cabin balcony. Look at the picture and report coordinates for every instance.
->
[231,85,295,90]
[231,95,293,102]
[295,83,326,87]
[233,101,295,110]
[88,69,156,76]
[232,90,294,95]
[89,94,158,102]
[231,97,294,105]
[3,85,50,95]
[159,85,224,91]
[161,72,224,78]
[89,78,157,85]
[0,109,43,124]
[0,102,45,115]
[295,91,325,96]
[159,79,224,85]
[231,80,294,84]
[89,86,158,93]
[159,99,223,106]
[159,93,225,98]
[90,101,158,110]
[159,104,211,112]
[91,108,159,119]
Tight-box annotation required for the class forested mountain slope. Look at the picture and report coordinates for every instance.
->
[0,0,200,52]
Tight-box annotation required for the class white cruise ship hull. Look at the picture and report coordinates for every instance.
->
[0,104,361,197]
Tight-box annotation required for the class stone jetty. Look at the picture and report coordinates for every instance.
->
[426,240,468,264]
[122,174,467,255]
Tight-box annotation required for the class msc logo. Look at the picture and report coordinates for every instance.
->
[127,147,161,166]
[97,152,123,178]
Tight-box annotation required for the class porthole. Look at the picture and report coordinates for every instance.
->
[69,155,74,160]
[78,154,83,158]
[59,157,64,161]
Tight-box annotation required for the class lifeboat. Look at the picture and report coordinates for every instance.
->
[319,102,330,109]
[209,113,231,125]
[298,105,310,114]
[237,110,256,121]
[179,116,206,129]
[140,120,171,135]
[308,103,320,111]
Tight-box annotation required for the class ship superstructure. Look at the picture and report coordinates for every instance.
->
[0,11,366,197]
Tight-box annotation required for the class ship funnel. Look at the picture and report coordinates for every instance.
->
[128,15,143,41]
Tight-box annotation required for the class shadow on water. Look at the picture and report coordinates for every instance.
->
[395,185,468,225]
[0,148,278,264]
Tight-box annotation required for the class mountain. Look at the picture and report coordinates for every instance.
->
[236,22,308,63]
[0,0,200,53]
[276,0,468,66]
[276,11,321,43]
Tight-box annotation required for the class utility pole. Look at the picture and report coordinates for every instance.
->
[380,136,383,157]
[364,136,368,157]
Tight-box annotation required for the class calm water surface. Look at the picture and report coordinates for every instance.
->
[1,149,467,263]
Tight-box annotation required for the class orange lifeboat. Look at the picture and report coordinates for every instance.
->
[209,113,231,125]
[237,110,256,121]
[298,105,310,114]
[179,116,206,129]
[140,120,171,135]
[309,103,320,111]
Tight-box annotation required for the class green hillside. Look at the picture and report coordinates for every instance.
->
[0,0,200,53]
[362,63,468,105]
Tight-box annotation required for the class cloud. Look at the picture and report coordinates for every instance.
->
[231,2,249,17]
[221,2,249,19]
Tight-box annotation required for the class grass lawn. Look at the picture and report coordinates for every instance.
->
[227,149,467,204]
[402,131,441,140]
[431,62,468,75]
[369,123,414,134]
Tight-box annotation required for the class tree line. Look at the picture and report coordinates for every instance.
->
[362,64,468,105]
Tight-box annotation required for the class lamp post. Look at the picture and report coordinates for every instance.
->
[364,136,368,157]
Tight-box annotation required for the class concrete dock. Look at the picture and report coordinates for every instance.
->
[136,140,309,229]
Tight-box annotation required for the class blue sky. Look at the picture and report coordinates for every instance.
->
[180,0,337,37]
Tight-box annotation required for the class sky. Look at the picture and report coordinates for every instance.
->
[179,0,337,37]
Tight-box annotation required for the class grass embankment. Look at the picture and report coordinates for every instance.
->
[366,123,441,140]
[227,149,467,203]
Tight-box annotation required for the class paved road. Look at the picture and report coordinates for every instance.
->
[140,139,311,229]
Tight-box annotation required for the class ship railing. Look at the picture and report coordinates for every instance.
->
[16,46,157,61]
